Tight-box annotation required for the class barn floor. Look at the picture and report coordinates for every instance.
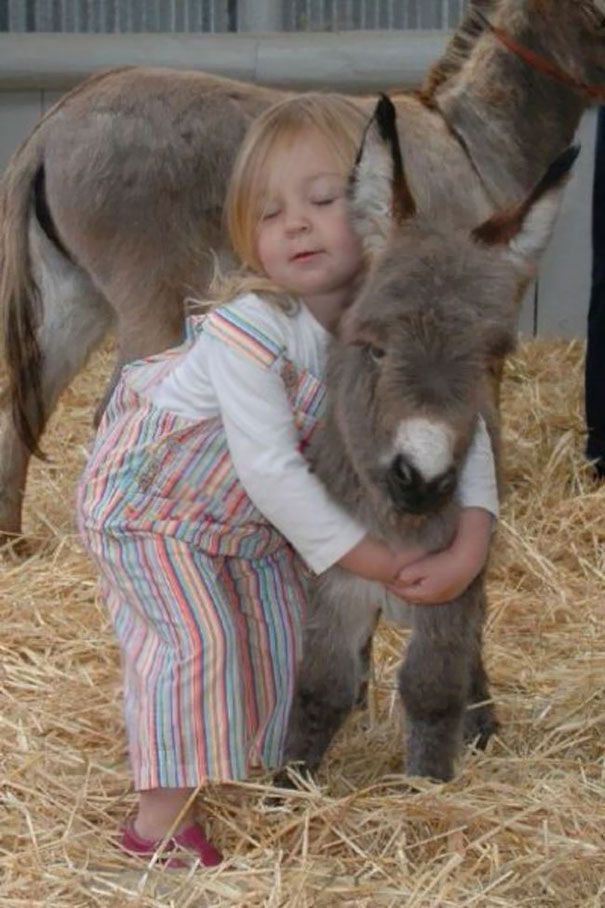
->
[1,338,604,907]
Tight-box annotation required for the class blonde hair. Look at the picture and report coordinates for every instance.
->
[206,92,368,310]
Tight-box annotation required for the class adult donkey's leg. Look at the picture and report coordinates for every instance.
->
[398,577,484,781]
[283,569,381,776]
[0,220,113,541]
[92,292,186,427]
[90,240,222,425]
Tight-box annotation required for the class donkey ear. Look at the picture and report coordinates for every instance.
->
[348,94,416,257]
[472,145,580,264]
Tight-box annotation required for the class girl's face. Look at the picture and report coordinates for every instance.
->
[254,130,363,321]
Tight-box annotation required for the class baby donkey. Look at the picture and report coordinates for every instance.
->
[284,96,577,783]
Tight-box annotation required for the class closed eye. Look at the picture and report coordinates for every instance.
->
[260,203,281,221]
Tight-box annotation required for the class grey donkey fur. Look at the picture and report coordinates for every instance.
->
[282,97,579,782]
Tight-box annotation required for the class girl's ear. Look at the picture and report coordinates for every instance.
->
[348,94,416,259]
[472,145,580,266]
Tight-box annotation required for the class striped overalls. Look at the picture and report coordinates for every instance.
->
[77,310,325,790]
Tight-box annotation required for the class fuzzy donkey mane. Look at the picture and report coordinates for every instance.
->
[420,0,501,104]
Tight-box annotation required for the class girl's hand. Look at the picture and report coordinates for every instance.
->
[386,508,493,605]
[336,536,427,584]
[386,547,478,604]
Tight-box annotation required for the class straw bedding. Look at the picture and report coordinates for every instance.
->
[1,337,603,907]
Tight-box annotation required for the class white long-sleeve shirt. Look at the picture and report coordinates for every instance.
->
[148,293,498,573]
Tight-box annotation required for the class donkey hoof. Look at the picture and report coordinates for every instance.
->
[0,533,40,558]
[404,742,455,782]
[266,765,316,806]
[354,679,369,710]
[463,703,499,751]
[272,764,315,790]
[404,765,455,783]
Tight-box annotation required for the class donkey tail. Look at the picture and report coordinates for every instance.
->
[0,135,48,458]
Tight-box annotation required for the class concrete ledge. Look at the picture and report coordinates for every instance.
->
[0,31,449,92]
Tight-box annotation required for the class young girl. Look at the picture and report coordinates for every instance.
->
[77,93,498,867]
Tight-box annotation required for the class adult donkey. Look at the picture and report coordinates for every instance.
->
[283,97,577,782]
[1,0,604,540]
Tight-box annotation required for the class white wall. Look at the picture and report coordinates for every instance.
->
[535,110,596,337]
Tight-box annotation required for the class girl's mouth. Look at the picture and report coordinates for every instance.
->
[292,250,321,262]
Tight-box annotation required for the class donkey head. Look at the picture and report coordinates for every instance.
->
[329,95,577,519]
[471,1,605,87]
[484,1,605,93]
[544,0,605,87]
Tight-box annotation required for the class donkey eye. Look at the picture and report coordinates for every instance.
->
[367,344,386,363]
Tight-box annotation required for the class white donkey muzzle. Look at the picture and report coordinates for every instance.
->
[393,418,454,481]
[385,418,457,514]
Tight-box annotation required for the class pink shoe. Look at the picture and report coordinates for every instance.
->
[120,819,222,868]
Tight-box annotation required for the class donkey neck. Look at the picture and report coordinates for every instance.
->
[435,10,589,206]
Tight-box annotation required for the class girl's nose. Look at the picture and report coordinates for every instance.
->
[284,205,310,234]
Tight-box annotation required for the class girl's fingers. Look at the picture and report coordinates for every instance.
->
[387,584,447,605]
[396,565,428,584]
[386,579,428,599]
[387,590,438,605]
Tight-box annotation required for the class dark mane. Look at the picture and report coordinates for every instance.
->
[420,0,501,105]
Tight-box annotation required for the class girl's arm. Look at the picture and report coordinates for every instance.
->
[208,337,427,576]
[458,415,499,519]
[386,507,493,604]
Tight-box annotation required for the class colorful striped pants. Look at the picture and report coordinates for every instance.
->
[85,526,306,790]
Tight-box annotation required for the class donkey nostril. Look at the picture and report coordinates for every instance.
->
[435,468,456,496]
[393,455,413,485]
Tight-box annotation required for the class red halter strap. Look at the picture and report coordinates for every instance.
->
[476,10,605,102]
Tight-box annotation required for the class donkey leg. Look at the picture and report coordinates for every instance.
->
[90,242,226,426]
[0,222,113,541]
[283,569,381,776]
[398,579,483,782]
[463,612,500,750]
[0,405,31,542]
[355,634,374,710]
